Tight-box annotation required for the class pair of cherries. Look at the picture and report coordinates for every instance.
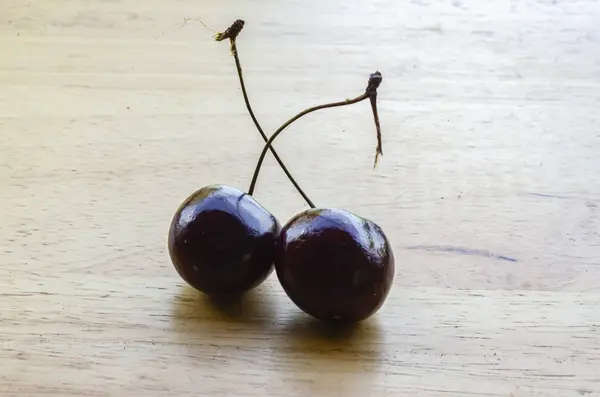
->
[167,20,395,322]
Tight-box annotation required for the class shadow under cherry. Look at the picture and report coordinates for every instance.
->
[170,283,276,334]
[274,311,386,378]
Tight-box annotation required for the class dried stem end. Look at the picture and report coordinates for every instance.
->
[366,71,383,95]
[213,19,245,44]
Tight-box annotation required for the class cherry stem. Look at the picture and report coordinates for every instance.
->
[370,94,382,167]
[248,71,384,200]
[215,20,315,208]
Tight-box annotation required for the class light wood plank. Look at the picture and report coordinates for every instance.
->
[1,0,600,395]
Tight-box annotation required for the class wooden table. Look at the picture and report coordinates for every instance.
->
[2,0,600,395]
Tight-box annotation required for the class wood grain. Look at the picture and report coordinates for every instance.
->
[1,0,600,395]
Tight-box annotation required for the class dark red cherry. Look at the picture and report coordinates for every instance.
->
[168,184,281,296]
[275,208,394,322]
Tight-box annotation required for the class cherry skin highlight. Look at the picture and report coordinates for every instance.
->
[275,208,395,322]
[168,184,281,296]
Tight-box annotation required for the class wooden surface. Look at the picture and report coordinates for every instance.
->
[2,0,600,395]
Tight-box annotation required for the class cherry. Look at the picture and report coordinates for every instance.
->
[166,20,314,296]
[248,71,395,321]
[168,185,280,296]
[276,208,394,322]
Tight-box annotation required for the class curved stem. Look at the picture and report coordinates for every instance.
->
[248,93,370,197]
[230,39,315,208]
[216,22,384,208]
